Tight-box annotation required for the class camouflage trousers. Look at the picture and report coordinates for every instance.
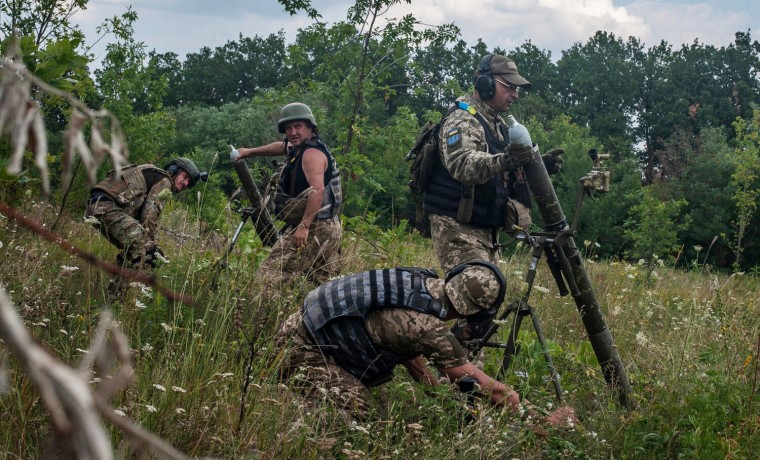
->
[428,214,499,272]
[274,312,374,422]
[429,214,502,367]
[85,198,157,270]
[257,216,342,287]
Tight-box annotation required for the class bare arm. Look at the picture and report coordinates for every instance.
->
[292,148,327,247]
[403,356,438,386]
[439,362,519,409]
[237,141,287,159]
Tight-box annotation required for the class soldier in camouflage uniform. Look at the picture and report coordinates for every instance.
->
[85,157,207,271]
[231,103,342,287]
[424,54,565,341]
[272,261,576,425]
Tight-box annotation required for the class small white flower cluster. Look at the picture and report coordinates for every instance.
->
[350,421,371,435]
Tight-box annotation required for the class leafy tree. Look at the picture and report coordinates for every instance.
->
[527,114,640,258]
[660,128,735,268]
[0,0,94,196]
[623,185,690,264]
[93,8,172,165]
[555,32,645,147]
[0,0,87,46]
[508,40,561,122]
[728,109,760,270]
[161,32,287,107]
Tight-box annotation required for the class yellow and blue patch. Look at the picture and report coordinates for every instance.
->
[446,128,462,147]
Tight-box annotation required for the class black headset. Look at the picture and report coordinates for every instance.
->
[475,53,496,100]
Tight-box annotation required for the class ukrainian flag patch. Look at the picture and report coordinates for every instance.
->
[446,128,462,146]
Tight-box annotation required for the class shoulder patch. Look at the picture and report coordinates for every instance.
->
[446,128,462,147]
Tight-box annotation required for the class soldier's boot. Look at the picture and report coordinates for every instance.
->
[107,254,128,299]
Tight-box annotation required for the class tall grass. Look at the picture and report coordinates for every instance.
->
[0,198,757,459]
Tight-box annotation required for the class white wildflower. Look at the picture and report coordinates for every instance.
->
[175,408,186,415]
[0,241,3,249]
[694,245,702,252]
[145,405,158,413]
[350,421,370,435]
[155,252,170,264]
[584,240,591,247]
[635,331,647,346]
[59,329,68,336]
[595,242,601,248]
[160,323,172,332]
[134,299,147,310]
[194,319,206,326]
[113,409,127,417]
[172,386,187,393]
[83,216,99,224]
[533,285,550,294]
[75,348,89,354]
[130,282,153,299]
[141,343,154,353]
[61,265,79,272]
[407,423,424,431]
[152,384,167,392]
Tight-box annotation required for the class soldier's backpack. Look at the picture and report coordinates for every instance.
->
[405,120,442,193]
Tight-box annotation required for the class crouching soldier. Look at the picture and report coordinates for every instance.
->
[85,158,207,278]
[273,261,576,426]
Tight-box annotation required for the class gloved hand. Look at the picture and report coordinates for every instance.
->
[500,143,533,171]
[542,148,564,175]
[229,144,241,161]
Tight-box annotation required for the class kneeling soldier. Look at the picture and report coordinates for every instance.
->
[85,158,207,273]
[273,261,576,426]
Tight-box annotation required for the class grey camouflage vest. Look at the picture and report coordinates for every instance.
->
[302,268,447,385]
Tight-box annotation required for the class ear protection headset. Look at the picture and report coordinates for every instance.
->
[475,53,496,100]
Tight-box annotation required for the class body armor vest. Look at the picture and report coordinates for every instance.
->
[302,268,447,385]
[277,138,343,220]
[423,103,511,229]
[91,164,170,216]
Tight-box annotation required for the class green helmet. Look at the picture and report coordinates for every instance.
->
[277,102,317,133]
[165,157,206,187]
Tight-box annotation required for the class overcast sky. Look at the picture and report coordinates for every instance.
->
[72,0,758,66]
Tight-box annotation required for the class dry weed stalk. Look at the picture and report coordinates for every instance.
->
[0,35,128,194]
[0,287,190,459]
[0,35,207,458]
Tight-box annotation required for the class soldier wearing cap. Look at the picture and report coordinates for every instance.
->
[272,261,576,425]
[423,54,565,342]
[85,157,208,272]
[230,102,343,287]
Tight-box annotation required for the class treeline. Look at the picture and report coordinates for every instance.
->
[1,1,759,270]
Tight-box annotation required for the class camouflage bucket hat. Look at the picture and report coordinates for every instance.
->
[486,55,532,90]
[444,265,504,316]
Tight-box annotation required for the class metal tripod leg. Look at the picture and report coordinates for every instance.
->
[499,300,564,403]
[211,212,251,290]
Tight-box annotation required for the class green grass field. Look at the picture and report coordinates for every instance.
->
[0,200,757,459]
